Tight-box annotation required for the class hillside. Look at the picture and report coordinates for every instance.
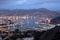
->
[0,8,60,18]
[51,16,60,24]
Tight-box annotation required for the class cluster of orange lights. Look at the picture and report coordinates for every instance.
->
[0,16,51,24]
[46,18,51,24]
[0,16,28,20]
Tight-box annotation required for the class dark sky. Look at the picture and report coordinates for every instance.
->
[0,0,60,10]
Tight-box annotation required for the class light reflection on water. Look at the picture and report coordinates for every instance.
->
[8,17,55,31]
[8,18,39,31]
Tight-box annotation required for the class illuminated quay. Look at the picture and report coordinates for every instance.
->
[0,15,52,31]
[0,16,37,20]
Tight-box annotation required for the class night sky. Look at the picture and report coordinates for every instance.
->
[0,0,60,10]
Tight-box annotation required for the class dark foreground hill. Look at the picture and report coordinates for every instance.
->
[39,25,60,40]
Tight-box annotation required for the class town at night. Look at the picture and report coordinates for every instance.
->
[0,0,60,40]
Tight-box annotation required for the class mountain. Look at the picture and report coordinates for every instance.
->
[0,8,60,18]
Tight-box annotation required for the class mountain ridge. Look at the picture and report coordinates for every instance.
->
[0,8,60,18]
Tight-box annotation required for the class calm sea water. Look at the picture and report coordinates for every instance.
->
[8,18,55,31]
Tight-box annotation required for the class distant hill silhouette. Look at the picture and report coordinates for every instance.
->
[0,8,60,18]
[51,17,60,24]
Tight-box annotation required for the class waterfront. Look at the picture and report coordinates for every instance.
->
[0,15,54,31]
[0,16,58,40]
